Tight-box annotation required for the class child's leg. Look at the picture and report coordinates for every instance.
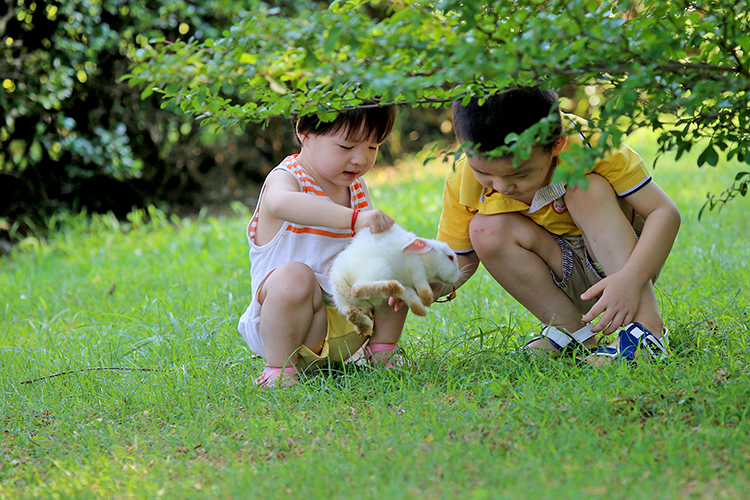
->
[469,212,592,347]
[258,262,329,368]
[564,174,664,337]
[365,301,409,366]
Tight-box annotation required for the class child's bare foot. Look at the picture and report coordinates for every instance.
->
[254,365,299,388]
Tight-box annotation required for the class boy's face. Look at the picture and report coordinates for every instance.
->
[297,127,381,188]
[467,141,564,203]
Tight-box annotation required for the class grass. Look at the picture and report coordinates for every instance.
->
[1,131,749,499]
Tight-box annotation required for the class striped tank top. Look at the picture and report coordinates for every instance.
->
[247,154,372,298]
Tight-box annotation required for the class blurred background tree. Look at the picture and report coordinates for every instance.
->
[1,0,451,246]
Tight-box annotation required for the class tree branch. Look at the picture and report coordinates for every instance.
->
[20,367,160,385]
[0,1,17,36]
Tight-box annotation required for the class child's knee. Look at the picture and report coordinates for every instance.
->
[470,213,510,246]
[469,213,526,255]
[470,211,522,234]
[564,173,615,211]
[264,262,319,303]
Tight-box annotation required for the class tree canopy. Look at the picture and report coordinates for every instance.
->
[128,0,750,211]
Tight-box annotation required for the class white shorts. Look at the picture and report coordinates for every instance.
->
[238,299,267,358]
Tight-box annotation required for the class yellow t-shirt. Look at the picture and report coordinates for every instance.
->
[437,114,651,252]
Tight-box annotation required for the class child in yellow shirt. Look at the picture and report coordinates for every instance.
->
[436,87,681,364]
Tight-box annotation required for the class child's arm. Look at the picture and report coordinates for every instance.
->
[263,169,394,233]
[581,181,681,331]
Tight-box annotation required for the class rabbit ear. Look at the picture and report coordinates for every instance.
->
[402,238,432,254]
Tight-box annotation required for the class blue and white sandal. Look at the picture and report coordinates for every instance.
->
[525,324,598,356]
[585,322,670,363]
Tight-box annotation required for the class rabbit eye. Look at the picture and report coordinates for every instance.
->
[448,255,455,261]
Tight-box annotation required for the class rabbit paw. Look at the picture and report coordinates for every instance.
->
[416,285,433,307]
[351,280,405,301]
[406,301,427,316]
[345,308,374,337]
[399,287,427,316]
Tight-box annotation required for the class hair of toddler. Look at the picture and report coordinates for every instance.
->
[294,104,397,146]
[451,87,563,156]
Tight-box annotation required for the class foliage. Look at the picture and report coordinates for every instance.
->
[128,0,750,209]
[0,0,315,237]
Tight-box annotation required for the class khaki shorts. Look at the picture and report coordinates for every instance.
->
[548,213,661,314]
[295,304,366,370]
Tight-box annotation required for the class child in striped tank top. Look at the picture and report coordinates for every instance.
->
[238,105,408,388]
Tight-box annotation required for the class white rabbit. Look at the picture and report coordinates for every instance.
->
[330,223,461,337]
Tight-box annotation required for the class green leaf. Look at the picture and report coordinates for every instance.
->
[265,76,288,95]
[324,27,343,53]
[239,53,259,64]
[697,144,719,167]
[698,202,708,221]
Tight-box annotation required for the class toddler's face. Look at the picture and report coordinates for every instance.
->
[298,128,382,188]
[467,145,557,203]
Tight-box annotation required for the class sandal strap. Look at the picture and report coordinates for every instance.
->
[254,365,298,388]
[590,323,670,362]
[364,342,399,356]
[538,326,570,350]
[569,324,597,344]
[364,342,405,368]
[588,346,619,359]
[620,323,670,360]
[531,324,598,352]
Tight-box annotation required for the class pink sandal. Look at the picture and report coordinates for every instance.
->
[254,365,299,388]
[364,343,409,369]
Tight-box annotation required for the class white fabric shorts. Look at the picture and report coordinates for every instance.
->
[238,299,266,358]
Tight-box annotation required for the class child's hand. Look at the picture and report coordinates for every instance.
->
[387,296,407,312]
[354,209,394,234]
[581,270,646,334]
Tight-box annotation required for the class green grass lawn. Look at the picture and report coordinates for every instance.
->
[1,132,749,499]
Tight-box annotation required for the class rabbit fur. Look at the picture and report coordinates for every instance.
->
[330,224,460,337]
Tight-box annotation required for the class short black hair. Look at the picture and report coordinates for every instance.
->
[294,105,397,145]
[451,87,563,156]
